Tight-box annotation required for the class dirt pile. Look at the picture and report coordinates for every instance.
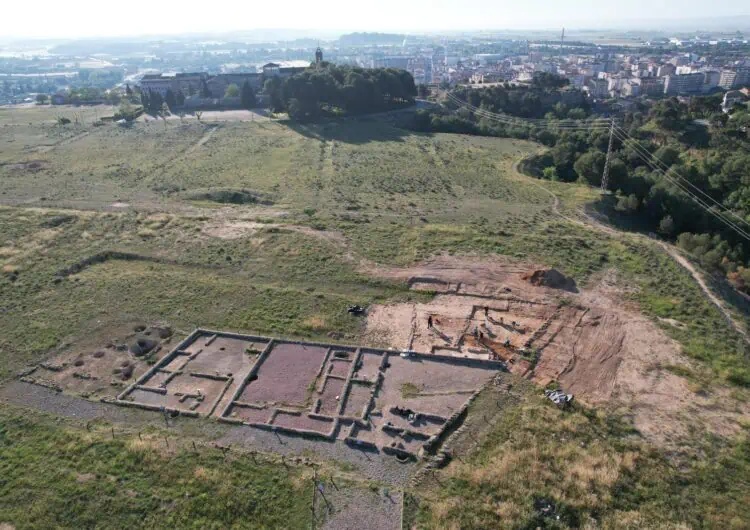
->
[521,268,576,292]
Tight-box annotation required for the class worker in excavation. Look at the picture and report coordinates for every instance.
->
[427,315,433,328]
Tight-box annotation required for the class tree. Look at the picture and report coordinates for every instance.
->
[264,77,284,111]
[659,215,676,236]
[573,150,607,186]
[175,90,185,107]
[117,100,136,121]
[35,94,48,104]
[125,84,133,97]
[568,107,586,120]
[164,89,177,111]
[240,81,256,109]
[287,98,303,120]
[532,72,569,90]
[107,90,121,106]
[150,91,163,115]
[200,79,211,98]
[224,83,240,98]
[616,193,640,213]
[553,102,569,119]
[542,167,559,181]
[551,141,578,180]
[140,90,150,111]
[159,102,169,129]
[651,98,688,131]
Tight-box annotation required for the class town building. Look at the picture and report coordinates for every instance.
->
[139,72,208,97]
[587,77,609,98]
[664,72,704,95]
[631,76,665,96]
[657,63,676,77]
[719,68,750,89]
[206,73,262,98]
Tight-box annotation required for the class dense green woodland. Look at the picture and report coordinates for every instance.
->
[265,63,417,121]
[415,81,750,294]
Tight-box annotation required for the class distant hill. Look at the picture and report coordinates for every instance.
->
[338,32,406,46]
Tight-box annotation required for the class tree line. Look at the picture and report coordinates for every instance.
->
[139,80,257,115]
[264,63,417,121]
[415,85,750,298]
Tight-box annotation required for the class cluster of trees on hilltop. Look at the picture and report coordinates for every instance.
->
[420,86,750,297]
[451,74,589,119]
[264,64,417,121]
[412,75,593,142]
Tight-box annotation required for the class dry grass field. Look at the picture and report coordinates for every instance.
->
[1,105,749,529]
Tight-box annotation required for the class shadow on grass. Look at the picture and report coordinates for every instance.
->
[584,194,657,235]
[283,119,413,145]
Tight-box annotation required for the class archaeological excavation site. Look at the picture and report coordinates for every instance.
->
[113,329,500,460]
[15,254,666,461]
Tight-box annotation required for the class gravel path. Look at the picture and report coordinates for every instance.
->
[219,427,415,486]
[1,381,416,486]
[321,487,402,530]
[0,381,148,423]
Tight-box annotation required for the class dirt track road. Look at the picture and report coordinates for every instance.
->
[517,159,748,341]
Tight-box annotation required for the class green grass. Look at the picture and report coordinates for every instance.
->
[0,406,312,529]
[0,207,426,380]
[401,383,422,399]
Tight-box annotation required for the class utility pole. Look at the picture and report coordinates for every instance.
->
[560,27,565,56]
[601,118,615,193]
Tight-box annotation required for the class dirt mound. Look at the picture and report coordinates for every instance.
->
[521,268,576,292]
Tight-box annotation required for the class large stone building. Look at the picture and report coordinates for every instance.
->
[206,73,262,98]
[138,61,309,100]
[139,72,208,97]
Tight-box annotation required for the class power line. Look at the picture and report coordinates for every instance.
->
[448,94,610,129]
[601,119,615,192]
[610,128,750,243]
[613,123,750,231]
[443,92,612,130]
[441,89,750,242]
[610,127,750,236]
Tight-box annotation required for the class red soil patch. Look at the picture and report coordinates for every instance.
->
[142,371,171,388]
[239,343,328,406]
[328,359,352,378]
[343,382,372,418]
[318,377,345,415]
[230,406,271,423]
[185,336,255,376]
[353,352,383,381]
[272,411,335,434]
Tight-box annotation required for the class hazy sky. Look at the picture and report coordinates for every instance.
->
[2,0,749,39]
